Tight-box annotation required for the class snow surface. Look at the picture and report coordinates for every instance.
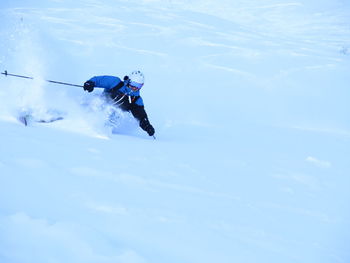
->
[1,0,350,262]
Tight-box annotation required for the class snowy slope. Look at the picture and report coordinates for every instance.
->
[1,0,350,262]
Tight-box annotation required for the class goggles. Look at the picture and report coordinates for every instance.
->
[128,81,143,91]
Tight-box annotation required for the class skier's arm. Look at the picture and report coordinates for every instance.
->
[89,76,121,90]
[83,76,122,92]
[131,104,147,121]
[130,102,155,136]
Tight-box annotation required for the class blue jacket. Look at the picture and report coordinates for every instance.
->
[89,75,144,106]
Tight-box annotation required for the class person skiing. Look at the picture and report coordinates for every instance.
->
[83,70,155,137]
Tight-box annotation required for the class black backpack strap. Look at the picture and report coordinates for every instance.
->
[109,81,125,99]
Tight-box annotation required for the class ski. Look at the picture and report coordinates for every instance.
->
[37,116,64,123]
[18,111,64,126]
[18,114,30,126]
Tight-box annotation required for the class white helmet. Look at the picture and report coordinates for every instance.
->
[128,70,144,89]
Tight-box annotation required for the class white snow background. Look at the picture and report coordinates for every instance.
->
[1,0,350,262]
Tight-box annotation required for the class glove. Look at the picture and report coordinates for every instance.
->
[146,125,155,136]
[83,80,95,92]
[140,117,155,136]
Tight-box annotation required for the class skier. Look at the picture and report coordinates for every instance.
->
[83,70,155,137]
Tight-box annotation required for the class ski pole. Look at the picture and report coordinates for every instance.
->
[1,70,33,80]
[1,70,83,88]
